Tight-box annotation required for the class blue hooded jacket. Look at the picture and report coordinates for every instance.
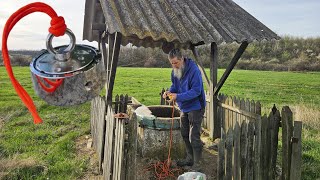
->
[169,58,206,113]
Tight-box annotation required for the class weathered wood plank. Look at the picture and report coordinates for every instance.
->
[218,102,260,119]
[107,32,122,102]
[282,106,293,180]
[255,101,261,115]
[94,96,106,173]
[113,117,120,180]
[240,99,245,125]
[226,129,233,180]
[233,121,241,180]
[240,120,248,180]
[218,129,226,180]
[103,106,115,180]
[115,95,119,114]
[260,115,268,180]
[116,118,124,180]
[290,121,302,180]
[225,95,230,132]
[254,116,261,180]
[265,111,272,180]
[269,108,280,179]
[125,105,138,180]
[245,99,251,122]
[160,88,165,105]
[233,96,238,127]
[247,121,255,180]
[228,97,233,129]
[250,100,255,119]
[210,42,219,139]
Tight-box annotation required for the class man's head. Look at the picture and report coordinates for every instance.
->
[168,48,185,79]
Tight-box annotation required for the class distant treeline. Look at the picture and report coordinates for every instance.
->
[1,36,320,71]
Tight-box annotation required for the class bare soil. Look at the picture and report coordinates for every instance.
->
[79,135,218,180]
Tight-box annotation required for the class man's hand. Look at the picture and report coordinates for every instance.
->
[169,93,177,101]
[162,91,170,99]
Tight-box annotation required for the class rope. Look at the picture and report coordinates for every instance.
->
[1,2,68,124]
[144,101,182,179]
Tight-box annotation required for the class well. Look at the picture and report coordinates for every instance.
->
[135,105,185,160]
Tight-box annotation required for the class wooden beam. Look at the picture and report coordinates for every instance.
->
[107,32,122,103]
[214,41,248,96]
[191,46,210,89]
[210,42,219,139]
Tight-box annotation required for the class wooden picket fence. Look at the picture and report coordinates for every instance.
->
[218,105,302,180]
[203,92,261,134]
[90,95,135,180]
[159,89,302,180]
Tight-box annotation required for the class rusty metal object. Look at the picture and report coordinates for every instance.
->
[114,113,129,119]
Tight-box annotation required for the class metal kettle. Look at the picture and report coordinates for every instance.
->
[30,29,106,106]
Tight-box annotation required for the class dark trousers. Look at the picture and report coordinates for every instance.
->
[180,109,205,150]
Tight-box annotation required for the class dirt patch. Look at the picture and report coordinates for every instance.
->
[75,135,103,180]
[136,135,218,180]
[0,156,41,179]
[77,134,218,180]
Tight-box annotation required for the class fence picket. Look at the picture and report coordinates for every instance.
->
[230,97,233,128]
[115,95,119,114]
[282,106,293,180]
[266,112,272,180]
[218,129,226,179]
[254,116,261,180]
[247,121,255,180]
[269,108,280,179]
[233,96,238,127]
[233,121,241,180]
[226,129,233,180]
[120,94,124,113]
[260,115,268,180]
[240,120,248,180]
[160,88,165,105]
[256,101,261,115]
[240,99,245,124]
[124,94,128,113]
[290,121,302,180]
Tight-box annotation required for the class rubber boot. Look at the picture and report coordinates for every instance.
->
[177,141,194,167]
[191,147,202,172]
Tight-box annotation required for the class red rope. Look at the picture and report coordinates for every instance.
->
[1,2,68,124]
[144,102,182,179]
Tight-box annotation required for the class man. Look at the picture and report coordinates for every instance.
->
[163,48,206,171]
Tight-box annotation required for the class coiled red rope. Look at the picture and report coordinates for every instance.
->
[144,102,182,179]
[1,2,67,124]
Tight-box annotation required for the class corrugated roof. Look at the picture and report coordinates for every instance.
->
[83,0,280,49]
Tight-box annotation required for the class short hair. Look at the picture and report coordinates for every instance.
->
[168,48,183,60]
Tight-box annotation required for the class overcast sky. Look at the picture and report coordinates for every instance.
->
[0,0,319,50]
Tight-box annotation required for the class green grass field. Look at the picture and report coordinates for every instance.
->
[0,67,319,179]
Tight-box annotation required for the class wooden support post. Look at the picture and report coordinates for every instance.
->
[105,32,122,103]
[210,42,219,139]
[214,41,248,96]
